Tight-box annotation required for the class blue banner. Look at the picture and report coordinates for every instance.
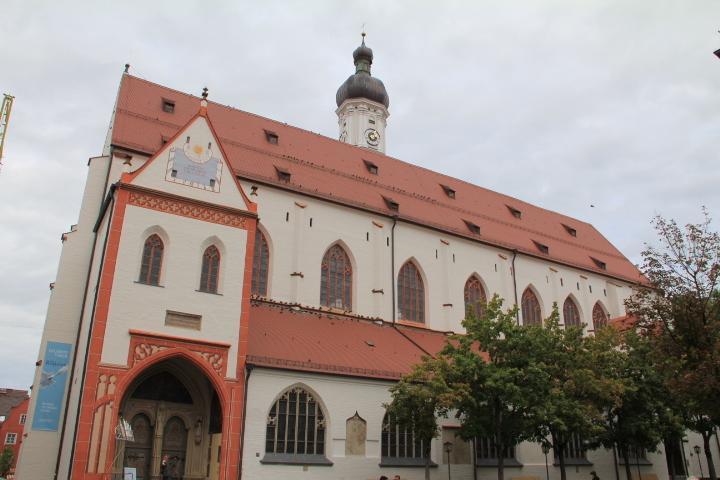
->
[32,341,71,431]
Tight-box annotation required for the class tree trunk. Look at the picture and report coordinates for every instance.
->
[557,441,567,480]
[498,448,505,480]
[622,445,633,480]
[425,441,431,480]
[703,431,717,480]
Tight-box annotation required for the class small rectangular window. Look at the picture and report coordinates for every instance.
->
[171,169,178,178]
[161,135,170,145]
[507,205,522,219]
[591,257,607,270]
[382,195,399,212]
[161,98,175,113]
[562,223,577,237]
[464,219,481,235]
[368,119,375,124]
[19,414,26,425]
[5,433,17,445]
[533,240,549,254]
[264,130,279,145]
[440,184,456,199]
[274,166,291,182]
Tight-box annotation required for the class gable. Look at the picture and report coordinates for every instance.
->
[125,112,253,212]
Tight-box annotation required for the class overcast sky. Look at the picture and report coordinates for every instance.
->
[1,1,719,389]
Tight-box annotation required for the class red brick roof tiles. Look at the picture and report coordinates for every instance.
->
[111,75,644,284]
[247,301,450,380]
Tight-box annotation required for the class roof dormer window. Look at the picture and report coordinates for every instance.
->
[363,159,378,175]
[382,195,399,212]
[161,98,175,113]
[591,257,607,270]
[274,165,291,182]
[441,184,456,199]
[507,205,522,219]
[264,130,279,145]
[533,240,549,255]
[464,220,480,235]
[562,224,577,237]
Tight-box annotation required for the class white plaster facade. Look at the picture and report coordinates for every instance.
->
[336,98,389,153]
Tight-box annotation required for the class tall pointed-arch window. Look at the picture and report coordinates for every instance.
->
[199,245,220,293]
[252,229,269,296]
[563,296,581,328]
[264,386,328,461]
[592,302,608,331]
[397,261,425,323]
[464,275,487,318]
[381,412,427,464]
[139,234,163,285]
[521,287,542,326]
[320,244,352,311]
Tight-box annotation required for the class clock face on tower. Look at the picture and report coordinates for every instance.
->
[364,128,380,147]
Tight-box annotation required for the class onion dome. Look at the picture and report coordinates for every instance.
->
[336,34,390,108]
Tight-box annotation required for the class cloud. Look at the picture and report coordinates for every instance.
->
[0,0,718,388]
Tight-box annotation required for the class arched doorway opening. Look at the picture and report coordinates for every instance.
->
[114,357,223,480]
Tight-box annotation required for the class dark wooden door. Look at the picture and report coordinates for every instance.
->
[124,414,152,480]
[162,416,187,480]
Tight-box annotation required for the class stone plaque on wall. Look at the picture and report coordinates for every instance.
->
[345,412,367,456]
[165,310,202,330]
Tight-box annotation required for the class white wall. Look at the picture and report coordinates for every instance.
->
[242,368,669,480]
[241,180,634,333]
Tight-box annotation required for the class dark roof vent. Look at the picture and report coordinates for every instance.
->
[382,195,399,212]
[562,224,577,237]
[264,130,279,145]
[507,205,522,219]
[441,184,456,199]
[591,257,607,270]
[363,159,378,175]
[463,219,480,235]
[161,98,175,113]
[533,240,549,255]
[274,165,291,182]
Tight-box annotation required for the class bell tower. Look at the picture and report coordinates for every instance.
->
[335,33,390,153]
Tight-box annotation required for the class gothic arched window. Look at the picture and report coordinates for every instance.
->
[592,302,608,330]
[200,245,220,293]
[381,412,427,463]
[265,386,326,458]
[397,261,425,323]
[464,275,487,318]
[563,296,581,327]
[320,244,352,310]
[252,229,269,296]
[139,234,163,285]
[521,287,542,326]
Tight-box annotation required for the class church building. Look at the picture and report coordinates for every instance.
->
[16,37,697,480]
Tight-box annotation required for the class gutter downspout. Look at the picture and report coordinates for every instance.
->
[511,249,519,324]
[53,152,114,480]
[238,364,254,479]
[390,216,398,324]
[67,185,117,479]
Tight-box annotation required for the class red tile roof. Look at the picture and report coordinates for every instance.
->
[247,300,449,380]
[111,75,644,284]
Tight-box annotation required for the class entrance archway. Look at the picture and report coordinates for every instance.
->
[113,357,223,480]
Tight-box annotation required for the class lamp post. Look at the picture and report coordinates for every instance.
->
[693,445,704,479]
[444,441,453,480]
[541,443,551,480]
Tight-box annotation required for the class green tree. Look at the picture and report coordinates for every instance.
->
[0,446,14,478]
[590,327,683,480]
[531,307,622,480]
[385,355,458,480]
[442,296,550,480]
[626,209,720,480]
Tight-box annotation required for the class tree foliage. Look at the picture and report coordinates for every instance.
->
[626,209,720,480]
[0,446,14,478]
